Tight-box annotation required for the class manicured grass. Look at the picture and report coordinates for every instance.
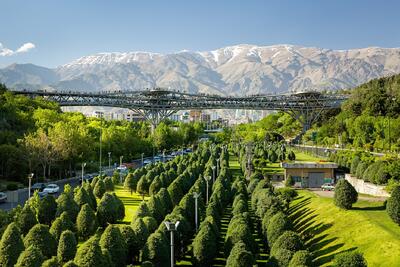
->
[114,185,149,223]
[290,190,400,266]
[294,151,325,162]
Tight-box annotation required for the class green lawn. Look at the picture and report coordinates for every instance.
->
[114,185,149,223]
[290,190,400,267]
[294,151,325,162]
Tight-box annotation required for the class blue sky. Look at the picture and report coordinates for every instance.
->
[1,0,400,68]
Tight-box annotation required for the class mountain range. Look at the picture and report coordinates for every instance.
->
[1,44,400,95]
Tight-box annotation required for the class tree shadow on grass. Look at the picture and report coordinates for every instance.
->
[352,205,385,211]
[314,246,358,266]
[288,197,311,214]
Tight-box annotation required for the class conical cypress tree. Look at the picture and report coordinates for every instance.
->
[76,204,98,240]
[57,230,77,264]
[24,224,57,258]
[50,212,75,241]
[74,236,108,267]
[387,185,400,224]
[0,222,24,267]
[99,225,127,267]
[16,204,38,235]
[334,179,358,209]
[15,245,44,267]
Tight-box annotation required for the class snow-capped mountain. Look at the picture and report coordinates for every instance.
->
[2,44,400,95]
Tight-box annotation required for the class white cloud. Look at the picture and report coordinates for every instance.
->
[0,42,36,56]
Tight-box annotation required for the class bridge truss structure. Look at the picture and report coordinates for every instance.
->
[13,89,348,132]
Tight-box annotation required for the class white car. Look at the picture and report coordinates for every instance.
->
[0,192,7,203]
[43,184,59,194]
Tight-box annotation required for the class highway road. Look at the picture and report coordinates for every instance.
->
[0,153,182,211]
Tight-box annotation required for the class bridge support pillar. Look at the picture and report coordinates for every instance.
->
[133,109,177,133]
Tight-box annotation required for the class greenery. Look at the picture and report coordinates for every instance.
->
[15,245,44,267]
[24,224,57,258]
[100,225,127,267]
[386,185,400,224]
[290,190,400,266]
[0,222,24,267]
[334,179,358,209]
[333,251,367,267]
[57,230,77,264]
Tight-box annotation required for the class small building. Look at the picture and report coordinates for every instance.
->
[281,161,338,188]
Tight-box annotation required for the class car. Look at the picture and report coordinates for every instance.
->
[0,192,7,203]
[43,184,60,194]
[30,183,46,192]
[321,183,335,191]
[143,159,152,165]
[153,156,161,162]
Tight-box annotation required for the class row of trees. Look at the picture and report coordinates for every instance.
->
[0,170,127,267]
[0,84,203,183]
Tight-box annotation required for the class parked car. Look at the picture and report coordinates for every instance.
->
[143,159,152,165]
[321,183,335,191]
[153,156,161,162]
[30,183,46,192]
[43,184,60,194]
[0,192,7,203]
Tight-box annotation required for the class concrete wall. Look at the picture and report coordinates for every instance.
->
[345,174,390,197]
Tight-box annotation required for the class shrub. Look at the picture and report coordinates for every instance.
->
[271,248,295,267]
[149,176,162,196]
[37,195,57,225]
[50,212,75,241]
[100,225,127,267]
[225,215,256,255]
[356,162,367,179]
[140,232,169,266]
[285,175,295,187]
[42,256,60,267]
[0,222,24,267]
[288,151,296,161]
[124,173,138,194]
[118,225,138,264]
[97,193,121,226]
[158,188,173,214]
[57,230,77,264]
[6,183,18,191]
[270,230,304,255]
[104,177,114,191]
[56,192,79,222]
[192,223,217,266]
[74,236,109,267]
[76,204,98,240]
[266,212,292,246]
[131,218,149,250]
[288,250,313,267]
[82,182,97,210]
[225,241,255,267]
[112,171,120,185]
[74,187,91,208]
[93,179,106,199]
[350,156,361,175]
[16,204,37,235]
[24,224,57,258]
[15,245,44,267]
[142,216,158,234]
[333,251,367,267]
[334,179,358,209]
[386,185,400,224]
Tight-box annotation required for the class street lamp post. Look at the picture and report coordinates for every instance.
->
[211,166,216,184]
[81,163,86,185]
[108,152,111,169]
[164,221,180,267]
[193,192,201,231]
[204,176,211,204]
[95,111,104,177]
[216,158,220,176]
[141,153,144,167]
[120,156,124,167]
[28,173,34,198]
